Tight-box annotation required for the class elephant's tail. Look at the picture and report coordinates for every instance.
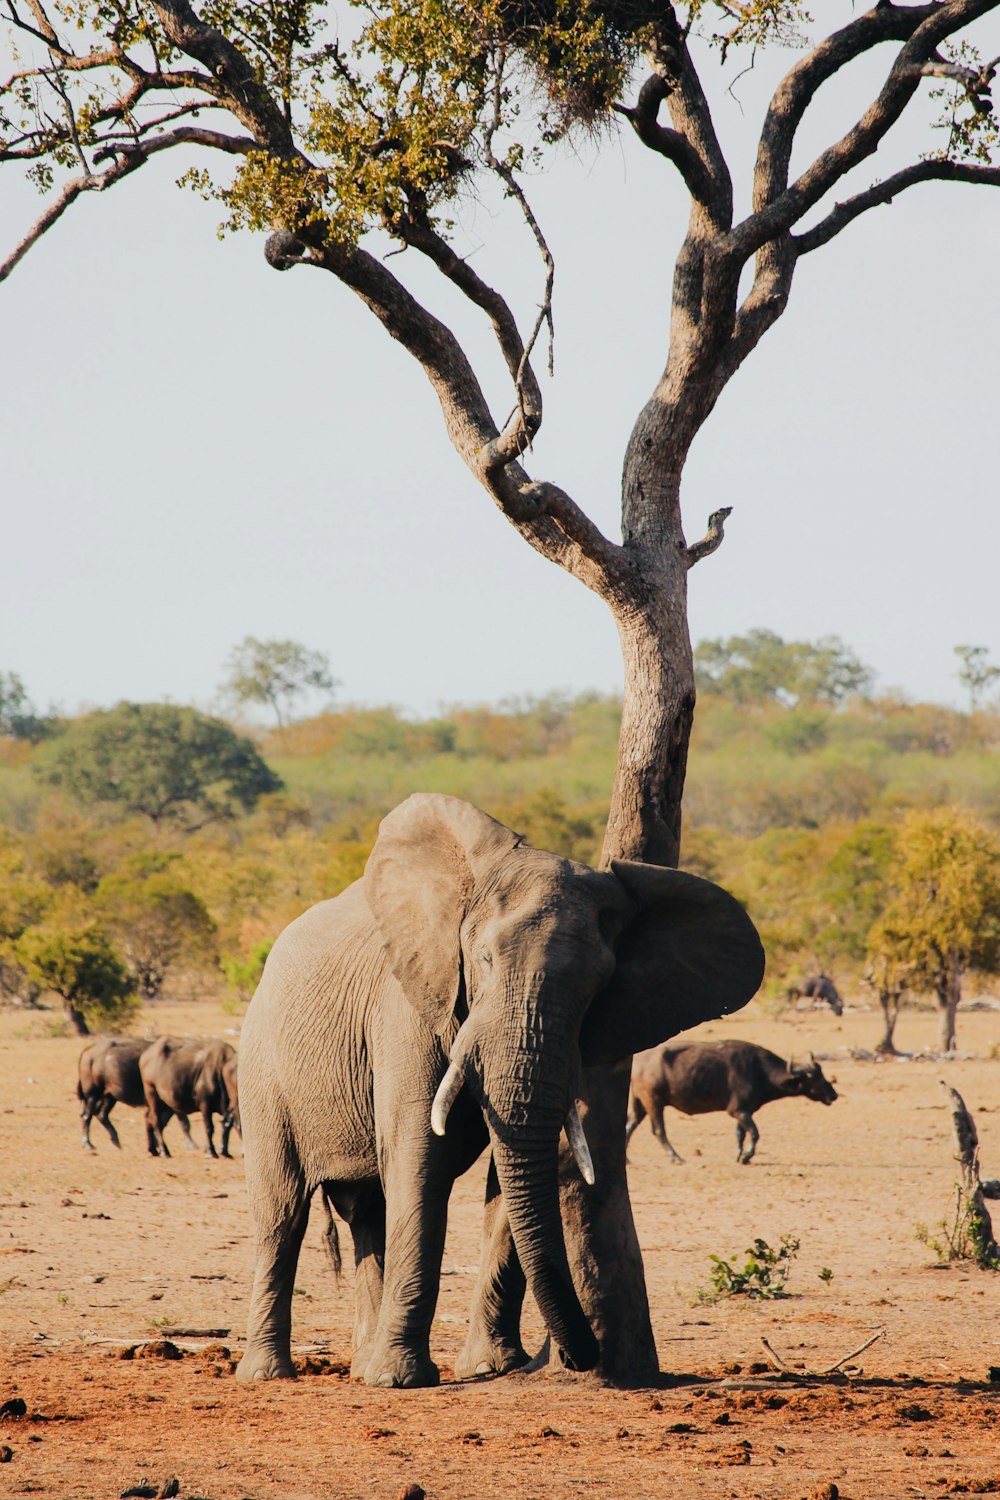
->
[318,1185,342,1284]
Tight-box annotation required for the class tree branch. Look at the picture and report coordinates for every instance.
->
[0,157,144,282]
[732,0,995,259]
[796,160,1000,253]
[612,75,714,204]
[393,206,543,456]
[685,506,732,567]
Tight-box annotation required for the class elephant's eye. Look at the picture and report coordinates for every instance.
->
[479,949,493,969]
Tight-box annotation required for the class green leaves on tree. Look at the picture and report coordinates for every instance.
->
[38,702,282,831]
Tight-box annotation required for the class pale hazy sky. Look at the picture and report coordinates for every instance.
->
[3,11,999,718]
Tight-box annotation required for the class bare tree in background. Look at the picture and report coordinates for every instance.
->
[223,637,336,728]
[4,0,1000,1379]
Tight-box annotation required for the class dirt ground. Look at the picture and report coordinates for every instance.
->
[2,998,999,1500]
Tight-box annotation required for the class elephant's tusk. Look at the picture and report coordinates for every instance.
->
[430,1059,466,1137]
[564,1102,595,1186]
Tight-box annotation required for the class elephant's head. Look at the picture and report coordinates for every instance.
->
[364,793,764,1373]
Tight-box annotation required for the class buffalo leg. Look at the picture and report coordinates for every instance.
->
[735,1112,759,1164]
[175,1113,198,1151]
[80,1094,98,1151]
[201,1104,218,1158]
[96,1096,122,1149]
[145,1086,173,1158]
[648,1105,683,1164]
[624,1096,646,1148]
[456,1156,529,1381]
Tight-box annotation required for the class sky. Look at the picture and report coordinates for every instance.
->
[3,9,1000,721]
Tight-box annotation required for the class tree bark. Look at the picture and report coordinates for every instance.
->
[937,960,963,1054]
[559,528,698,1381]
[63,1000,90,1037]
[876,991,901,1054]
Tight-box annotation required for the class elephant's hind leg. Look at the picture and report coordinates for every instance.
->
[335,1186,386,1380]
[456,1157,529,1381]
[237,1163,311,1382]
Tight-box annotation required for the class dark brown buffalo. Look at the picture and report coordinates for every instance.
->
[139,1036,240,1159]
[626,1039,838,1164]
[786,972,844,1015]
[78,1036,200,1154]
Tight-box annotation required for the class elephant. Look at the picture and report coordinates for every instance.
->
[139,1036,240,1159]
[235,793,764,1388]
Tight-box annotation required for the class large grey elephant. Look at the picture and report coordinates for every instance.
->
[235,793,764,1387]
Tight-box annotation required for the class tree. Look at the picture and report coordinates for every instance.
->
[4,0,1000,1380]
[867,809,1000,1053]
[0,671,48,742]
[40,703,282,831]
[954,644,1000,710]
[223,637,337,729]
[15,919,137,1034]
[695,631,874,706]
[95,858,218,998]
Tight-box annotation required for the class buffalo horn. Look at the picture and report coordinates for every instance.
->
[564,1102,596,1186]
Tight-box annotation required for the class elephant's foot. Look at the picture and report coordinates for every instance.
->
[235,1346,297,1381]
[362,1344,439,1389]
[454,1331,529,1382]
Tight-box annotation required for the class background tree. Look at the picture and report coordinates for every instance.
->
[867,809,1000,1053]
[15,920,136,1035]
[223,637,337,729]
[95,856,218,998]
[695,631,874,706]
[4,0,1000,1379]
[954,644,1000,711]
[0,672,48,743]
[40,703,282,832]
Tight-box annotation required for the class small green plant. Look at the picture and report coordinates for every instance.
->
[818,1266,834,1283]
[699,1235,801,1302]
[916,1190,1000,1270]
[57,1291,69,1305]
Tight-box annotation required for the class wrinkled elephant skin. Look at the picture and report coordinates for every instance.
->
[236,793,764,1387]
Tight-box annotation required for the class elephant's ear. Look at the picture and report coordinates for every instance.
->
[364,793,521,1033]
[579,861,765,1066]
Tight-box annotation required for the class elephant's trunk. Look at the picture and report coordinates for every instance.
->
[489,1121,599,1373]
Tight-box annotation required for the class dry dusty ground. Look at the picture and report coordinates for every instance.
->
[2,998,999,1500]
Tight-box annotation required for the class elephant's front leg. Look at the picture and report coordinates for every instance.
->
[362,1129,451,1389]
[456,1156,529,1380]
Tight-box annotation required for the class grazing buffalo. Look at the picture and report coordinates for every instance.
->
[139,1036,240,1159]
[786,973,843,1015]
[626,1039,838,1164]
[78,1037,154,1152]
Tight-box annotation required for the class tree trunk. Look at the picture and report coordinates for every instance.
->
[938,960,963,1054]
[876,991,900,1054]
[63,1000,90,1037]
[560,576,696,1383]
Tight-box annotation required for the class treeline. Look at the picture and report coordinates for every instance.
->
[1,634,999,1041]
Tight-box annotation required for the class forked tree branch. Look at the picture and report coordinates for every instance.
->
[612,76,714,204]
[733,0,995,259]
[796,160,1000,253]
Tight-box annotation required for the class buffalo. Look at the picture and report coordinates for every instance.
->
[78,1037,158,1153]
[139,1036,240,1159]
[786,973,843,1016]
[626,1039,838,1164]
